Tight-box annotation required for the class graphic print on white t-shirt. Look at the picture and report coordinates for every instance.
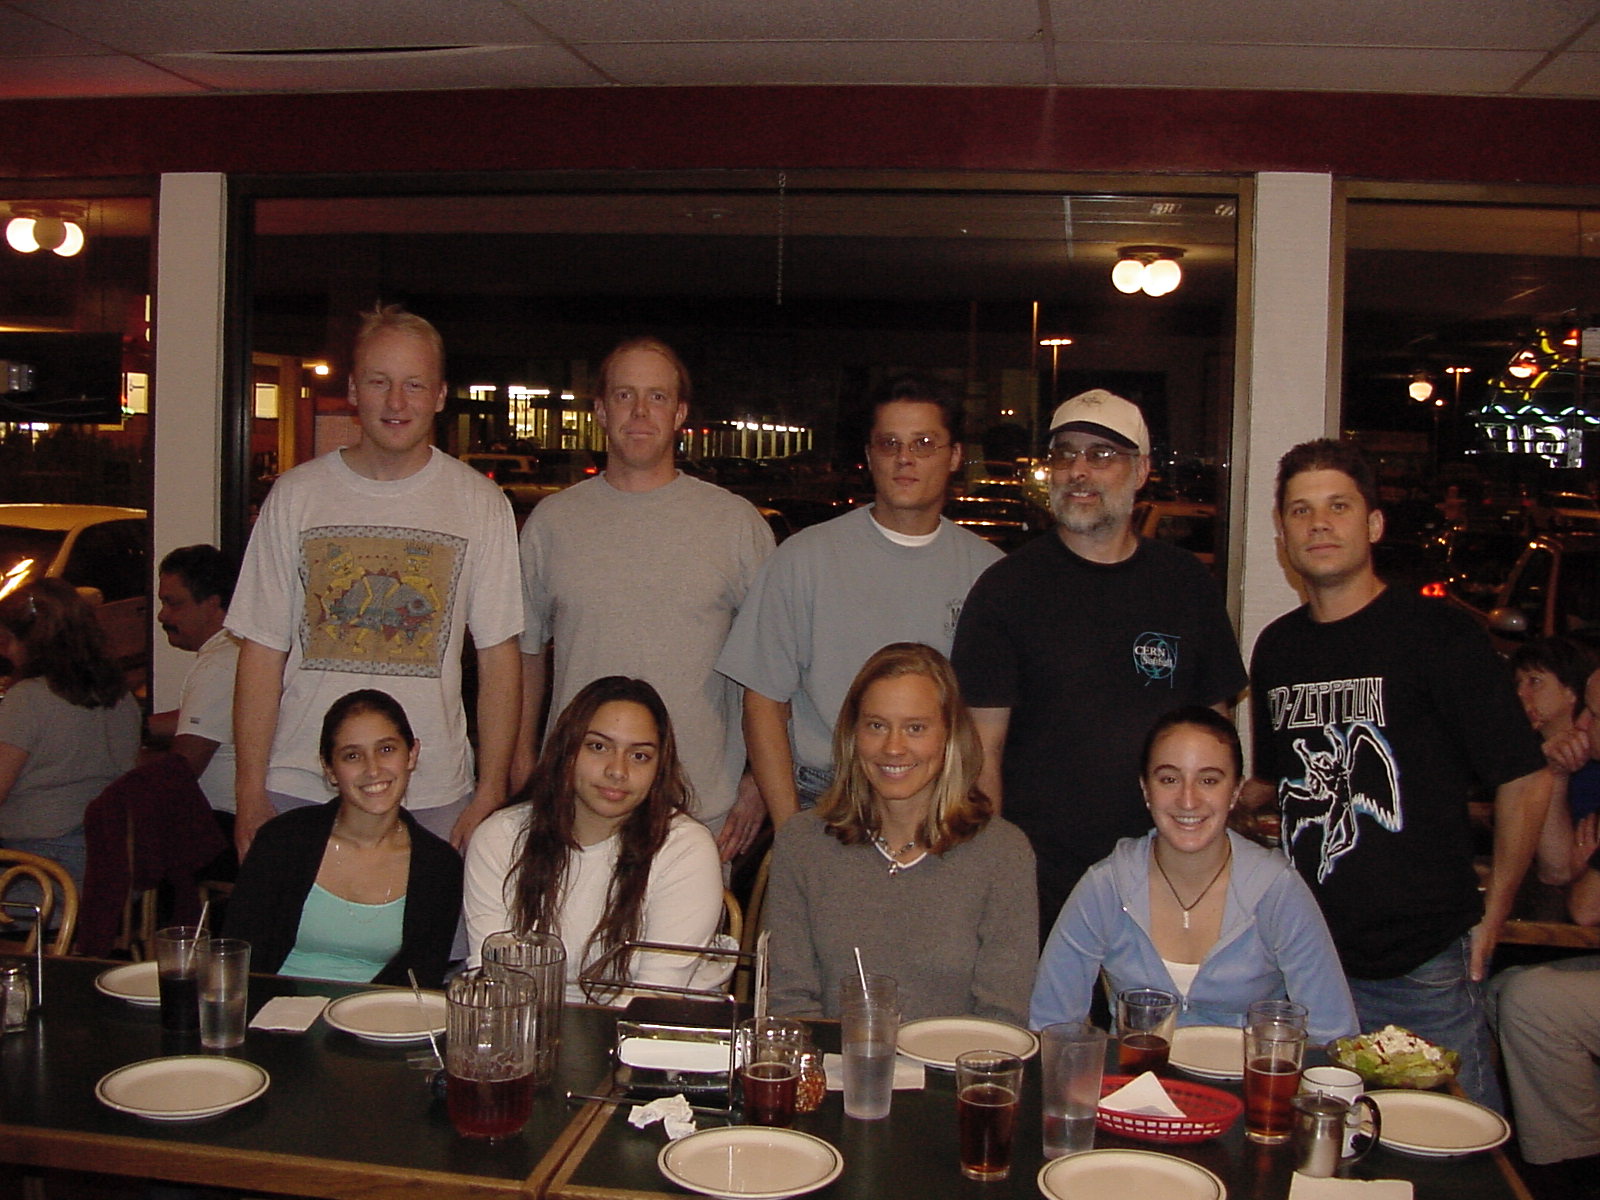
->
[298,525,465,677]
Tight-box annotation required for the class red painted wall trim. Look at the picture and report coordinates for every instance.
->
[3,86,1598,186]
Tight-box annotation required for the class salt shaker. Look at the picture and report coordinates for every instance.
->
[0,961,33,1032]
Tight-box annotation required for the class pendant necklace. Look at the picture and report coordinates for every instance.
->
[871,831,920,876]
[1153,842,1231,930]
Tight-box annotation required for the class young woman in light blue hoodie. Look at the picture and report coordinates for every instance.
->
[1029,706,1357,1045]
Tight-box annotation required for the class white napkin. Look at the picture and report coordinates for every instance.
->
[250,995,329,1031]
[1289,1175,1413,1200]
[1099,1070,1186,1116]
[821,1053,925,1091]
[626,1093,698,1140]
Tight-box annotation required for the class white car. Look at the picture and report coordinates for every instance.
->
[0,503,150,690]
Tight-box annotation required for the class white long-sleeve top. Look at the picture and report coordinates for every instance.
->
[463,803,724,1002]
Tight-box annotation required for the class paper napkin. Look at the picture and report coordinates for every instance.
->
[627,1093,698,1140]
[821,1053,926,1091]
[249,995,329,1031]
[1099,1070,1186,1117]
[1289,1175,1413,1200]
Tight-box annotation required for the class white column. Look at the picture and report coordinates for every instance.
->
[1235,172,1340,669]
[150,172,227,708]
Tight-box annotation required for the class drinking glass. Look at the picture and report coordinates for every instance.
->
[736,1016,807,1127]
[197,937,250,1050]
[1244,1013,1307,1143]
[445,968,538,1140]
[956,1050,1023,1181]
[154,925,208,1034]
[840,995,899,1120]
[1040,1021,1107,1158]
[1116,987,1178,1073]
[481,929,566,1085]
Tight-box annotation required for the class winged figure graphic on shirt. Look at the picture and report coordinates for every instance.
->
[1281,721,1402,883]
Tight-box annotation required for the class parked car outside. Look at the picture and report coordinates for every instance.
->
[1451,532,1600,656]
[1426,526,1529,609]
[0,503,149,691]
[1134,500,1217,569]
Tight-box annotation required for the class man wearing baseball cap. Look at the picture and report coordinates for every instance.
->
[951,388,1246,931]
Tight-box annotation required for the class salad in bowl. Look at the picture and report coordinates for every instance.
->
[1330,1025,1459,1090]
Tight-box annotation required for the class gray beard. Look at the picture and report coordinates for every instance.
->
[1051,482,1134,536]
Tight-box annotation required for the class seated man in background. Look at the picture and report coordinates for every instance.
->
[146,543,241,864]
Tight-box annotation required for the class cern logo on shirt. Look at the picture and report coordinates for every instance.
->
[1132,631,1179,686]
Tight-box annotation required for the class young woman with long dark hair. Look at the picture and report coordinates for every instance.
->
[463,675,724,1000]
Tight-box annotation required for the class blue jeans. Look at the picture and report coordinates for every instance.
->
[1347,932,1503,1113]
[794,764,834,811]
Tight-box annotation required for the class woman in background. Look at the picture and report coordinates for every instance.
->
[765,642,1036,1023]
[0,578,140,891]
[226,689,461,987]
[463,675,724,1001]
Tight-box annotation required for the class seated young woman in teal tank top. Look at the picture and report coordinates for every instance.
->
[226,690,463,988]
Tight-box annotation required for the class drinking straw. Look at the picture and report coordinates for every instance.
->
[854,946,869,994]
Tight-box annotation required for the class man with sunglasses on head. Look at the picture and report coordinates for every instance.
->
[718,373,1001,828]
[951,389,1246,931]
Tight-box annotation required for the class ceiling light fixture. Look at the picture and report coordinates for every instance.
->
[1111,245,1185,297]
[5,203,87,257]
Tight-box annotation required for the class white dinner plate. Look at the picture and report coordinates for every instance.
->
[94,961,160,1008]
[323,989,447,1043]
[895,1017,1039,1070]
[658,1126,843,1200]
[1368,1089,1511,1156]
[96,1056,269,1121]
[1038,1148,1225,1200]
[1168,1025,1243,1080]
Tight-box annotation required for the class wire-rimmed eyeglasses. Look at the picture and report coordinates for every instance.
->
[867,435,951,458]
[1044,443,1137,469]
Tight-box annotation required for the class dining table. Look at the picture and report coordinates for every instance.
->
[0,955,613,1200]
[2,957,1537,1200]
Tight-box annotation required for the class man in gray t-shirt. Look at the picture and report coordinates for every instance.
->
[513,337,774,860]
[717,375,1000,827]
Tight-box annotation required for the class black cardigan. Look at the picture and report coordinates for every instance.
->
[224,800,463,988]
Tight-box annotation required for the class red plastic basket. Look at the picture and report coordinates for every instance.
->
[1095,1074,1244,1144]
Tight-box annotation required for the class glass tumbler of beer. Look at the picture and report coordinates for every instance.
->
[446,968,538,1140]
[1243,1013,1307,1143]
[956,1050,1024,1181]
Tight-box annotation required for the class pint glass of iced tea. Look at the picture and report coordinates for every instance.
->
[446,968,538,1140]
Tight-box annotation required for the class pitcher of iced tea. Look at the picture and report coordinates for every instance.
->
[446,968,539,1140]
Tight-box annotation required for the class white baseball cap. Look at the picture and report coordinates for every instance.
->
[1047,389,1150,456]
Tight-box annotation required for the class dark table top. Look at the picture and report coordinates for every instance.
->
[549,1022,1535,1200]
[0,955,622,1200]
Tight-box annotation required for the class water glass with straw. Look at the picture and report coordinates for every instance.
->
[838,946,899,1120]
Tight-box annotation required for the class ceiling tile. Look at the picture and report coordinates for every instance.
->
[1047,0,1598,50]
[1052,43,1547,94]
[519,0,1043,43]
[153,44,602,94]
[584,41,1052,87]
[5,0,550,54]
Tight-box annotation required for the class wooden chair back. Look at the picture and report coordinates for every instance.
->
[0,849,79,955]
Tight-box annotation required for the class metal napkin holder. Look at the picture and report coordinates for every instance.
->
[0,899,45,1010]
[578,937,752,1113]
